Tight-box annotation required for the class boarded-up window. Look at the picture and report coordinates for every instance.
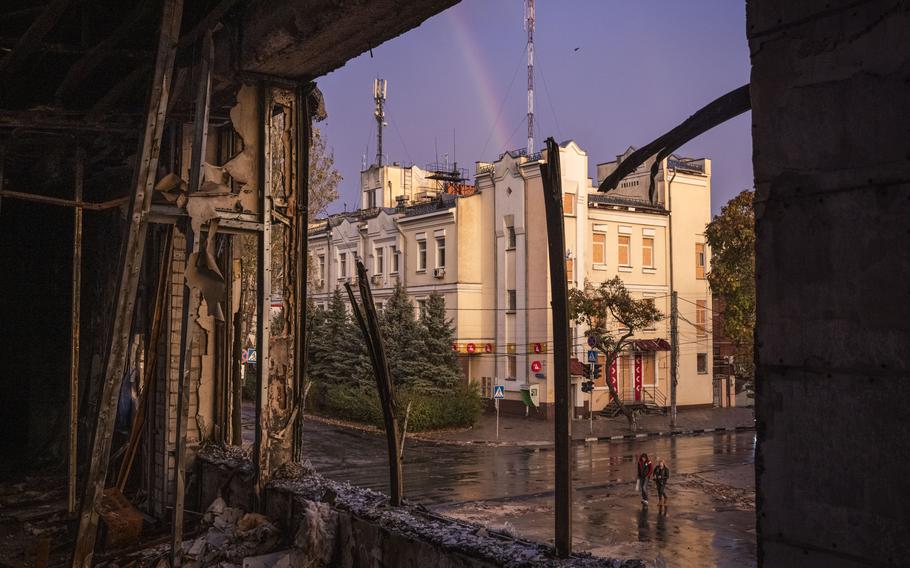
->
[592,233,606,265]
[566,258,574,283]
[563,193,576,215]
[618,235,631,266]
[642,236,654,267]
[643,353,656,386]
[695,243,706,279]
[696,299,707,337]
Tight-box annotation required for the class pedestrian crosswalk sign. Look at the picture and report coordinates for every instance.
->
[493,385,505,399]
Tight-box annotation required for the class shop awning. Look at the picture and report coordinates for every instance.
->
[570,358,587,376]
[632,339,672,351]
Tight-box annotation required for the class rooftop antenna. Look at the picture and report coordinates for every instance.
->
[373,78,388,166]
[525,0,535,155]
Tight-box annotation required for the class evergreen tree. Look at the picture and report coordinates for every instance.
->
[379,285,431,391]
[305,296,326,380]
[310,288,368,385]
[420,293,461,390]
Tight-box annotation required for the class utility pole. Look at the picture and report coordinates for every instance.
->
[373,78,387,166]
[670,291,679,428]
[525,0,535,154]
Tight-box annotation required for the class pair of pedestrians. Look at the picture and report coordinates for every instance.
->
[636,453,669,506]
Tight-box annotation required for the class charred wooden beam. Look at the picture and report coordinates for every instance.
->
[0,0,72,81]
[0,188,128,210]
[540,137,572,558]
[345,260,402,506]
[70,1,184,566]
[0,110,138,133]
[597,84,751,201]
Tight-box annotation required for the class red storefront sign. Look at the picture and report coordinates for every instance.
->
[466,343,476,354]
[609,358,618,401]
[484,343,494,353]
[634,352,643,401]
[530,360,542,373]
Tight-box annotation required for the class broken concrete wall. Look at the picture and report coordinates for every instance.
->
[749,2,910,566]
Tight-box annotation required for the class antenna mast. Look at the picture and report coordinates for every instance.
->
[373,78,387,166]
[525,0,535,155]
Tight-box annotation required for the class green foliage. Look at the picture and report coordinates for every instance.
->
[308,382,482,432]
[418,293,461,391]
[568,276,664,360]
[705,190,755,382]
[308,289,370,386]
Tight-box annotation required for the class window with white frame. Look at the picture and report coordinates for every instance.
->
[507,355,517,379]
[592,232,606,265]
[374,247,384,274]
[506,225,516,249]
[339,252,347,279]
[507,290,517,313]
[417,299,428,318]
[318,254,325,282]
[436,237,446,268]
[417,239,427,271]
[391,245,399,273]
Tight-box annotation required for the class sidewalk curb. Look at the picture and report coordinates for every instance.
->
[576,425,756,445]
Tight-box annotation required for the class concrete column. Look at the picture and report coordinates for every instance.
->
[749,2,910,566]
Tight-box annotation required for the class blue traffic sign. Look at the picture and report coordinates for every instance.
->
[587,335,596,347]
[587,350,598,363]
[493,385,505,399]
[246,347,257,365]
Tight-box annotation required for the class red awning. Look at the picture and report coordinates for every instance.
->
[632,339,672,351]
[570,358,587,376]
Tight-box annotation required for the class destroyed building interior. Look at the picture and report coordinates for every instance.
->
[0,1,907,567]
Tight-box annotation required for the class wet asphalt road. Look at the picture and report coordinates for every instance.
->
[299,419,756,566]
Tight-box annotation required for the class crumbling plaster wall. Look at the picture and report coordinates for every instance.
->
[749,2,910,566]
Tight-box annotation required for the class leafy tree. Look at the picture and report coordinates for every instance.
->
[569,276,663,429]
[419,293,461,390]
[705,190,755,389]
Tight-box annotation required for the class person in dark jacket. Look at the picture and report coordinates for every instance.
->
[653,459,670,505]
[636,453,653,504]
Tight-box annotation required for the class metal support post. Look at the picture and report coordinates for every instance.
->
[670,291,679,428]
[68,146,84,514]
[171,29,213,567]
[540,137,572,557]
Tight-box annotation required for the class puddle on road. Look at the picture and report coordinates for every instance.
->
[437,482,755,568]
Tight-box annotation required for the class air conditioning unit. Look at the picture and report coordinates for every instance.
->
[433,267,446,278]
[371,274,383,285]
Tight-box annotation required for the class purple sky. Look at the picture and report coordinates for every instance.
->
[317,0,751,216]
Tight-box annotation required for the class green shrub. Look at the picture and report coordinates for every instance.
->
[307,381,482,432]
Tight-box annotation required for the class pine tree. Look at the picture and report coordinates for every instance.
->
[419,293,461,390]
[379,285,431,391]
[310,288,368,385]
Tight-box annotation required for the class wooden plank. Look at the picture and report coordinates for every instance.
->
[69,1,184,566]
[539,137,572,557]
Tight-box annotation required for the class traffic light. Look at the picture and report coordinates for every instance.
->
[583,364,592,380]
[581,380,594,393]
[592,363,603,380]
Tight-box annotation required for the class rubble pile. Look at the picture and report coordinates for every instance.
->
[178,497,284,566]
[271,474,645,568]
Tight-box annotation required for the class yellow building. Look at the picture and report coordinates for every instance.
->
[309,142,716,419]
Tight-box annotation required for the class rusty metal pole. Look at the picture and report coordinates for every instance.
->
[70,2,183,565]
[68,146,84,515]
[540,137,572,557]
[292,83,312,462]
[253,82,273,508]
[345,260,402,505]
[171,29,214,568]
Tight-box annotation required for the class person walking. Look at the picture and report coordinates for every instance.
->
[653,459,670,506]
[636,453,653,504]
